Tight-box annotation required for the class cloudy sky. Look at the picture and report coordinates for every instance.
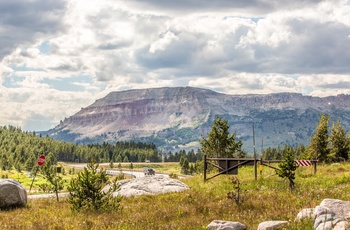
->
[1,0,350,131]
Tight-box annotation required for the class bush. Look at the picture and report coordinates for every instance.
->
[169,173,178,179]
[67,160,122,212]
[276,149,298,190]
[41,166,64,201]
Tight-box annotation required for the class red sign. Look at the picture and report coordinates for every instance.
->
[37,155,46,166]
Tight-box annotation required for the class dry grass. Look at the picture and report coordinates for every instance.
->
[0,162,350,229]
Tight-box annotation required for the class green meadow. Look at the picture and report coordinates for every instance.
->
[0,162,350,229]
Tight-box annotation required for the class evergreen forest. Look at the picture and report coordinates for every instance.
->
[0,126,162,171]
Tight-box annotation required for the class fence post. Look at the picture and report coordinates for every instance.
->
[204,155,207,182]
[313,161,317,174]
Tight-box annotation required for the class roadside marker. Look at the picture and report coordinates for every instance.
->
[295,160,312,166]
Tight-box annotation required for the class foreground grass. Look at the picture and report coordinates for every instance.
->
[1,163,350,229]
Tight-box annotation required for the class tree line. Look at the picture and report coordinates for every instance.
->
[261,113,350,162]
[163,149,203,162]
[201,114,350,163]
[0,126,162,171]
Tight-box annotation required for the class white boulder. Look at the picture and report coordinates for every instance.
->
[206,220,246,230]
[112,175,190,197]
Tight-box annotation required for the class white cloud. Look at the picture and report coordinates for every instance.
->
[1,0,350,130]
[149,31,179,53]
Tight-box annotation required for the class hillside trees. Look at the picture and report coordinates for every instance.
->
[263,114,350,163]
[306,113,350,162]
[164,149,203,162]
[200,116,243,158]
[0,126,162,171]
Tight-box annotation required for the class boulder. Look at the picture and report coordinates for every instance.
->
[319,199,350,219]
[333,221,349,230]
[206,220,246,230]
[295,208,314,221]
[313,199,350,230]
[111,175,190,197]
[0,179,27,208]
[257,221,289,230]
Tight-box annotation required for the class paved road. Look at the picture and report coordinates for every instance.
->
[69,164,168,178]
[28,192,69,199]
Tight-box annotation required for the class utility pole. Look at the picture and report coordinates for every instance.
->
[253,125,257,180]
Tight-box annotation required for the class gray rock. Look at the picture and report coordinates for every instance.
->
[0,179,27,208]
[296,208,315,221]
[333,221,349,230]
[314,214,341,230]
[257,221,288,230]
[313,199,350,230]
[314,206,334,218]
[320,199,350,219]
[315,218,347,230]
[110,175,190,197]
[206,220,246,230]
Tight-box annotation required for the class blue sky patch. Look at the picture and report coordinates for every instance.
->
[38,41,51,54]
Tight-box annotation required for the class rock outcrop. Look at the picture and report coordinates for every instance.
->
[0,179,27,209]
[44,87,350,152]
[111,175,190,197]
[301,199,350,230]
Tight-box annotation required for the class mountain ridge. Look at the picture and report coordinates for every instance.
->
[44,86,350,153]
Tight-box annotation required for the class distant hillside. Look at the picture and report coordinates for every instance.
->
[43,87,350,153]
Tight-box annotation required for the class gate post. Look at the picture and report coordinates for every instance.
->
[204,155,207,182]
[313,160,317,174]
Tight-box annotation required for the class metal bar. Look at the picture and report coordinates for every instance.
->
[29,166,39,193]
[261,162,280,171]
[207,157,256,161]
[204,160,252,181]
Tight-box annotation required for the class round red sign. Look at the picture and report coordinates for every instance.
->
[37,155,46,166]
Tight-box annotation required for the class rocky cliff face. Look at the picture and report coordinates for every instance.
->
[45,87,350,153]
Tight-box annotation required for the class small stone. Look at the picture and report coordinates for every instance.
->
[257,220,288,230]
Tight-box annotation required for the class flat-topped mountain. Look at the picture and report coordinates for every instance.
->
[44,87,350,153]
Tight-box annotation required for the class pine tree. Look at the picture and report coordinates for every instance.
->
[42,166,64,201]
[67,160,121,212]
[180,158,190,175]
[123,156,129,162]
[328,120,349,161]
[200,116,242,158]
[276,148,298,190]
[308,113,330,162]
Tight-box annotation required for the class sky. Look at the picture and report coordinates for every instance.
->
[1,0,350,131]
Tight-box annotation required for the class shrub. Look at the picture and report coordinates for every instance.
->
[227,176,245,205]
[276,149,298,190]
[169,173,178,179]
[41,166,64,201]
[67,160,122,212]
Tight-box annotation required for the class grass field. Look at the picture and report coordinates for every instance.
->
[0,162,350,229]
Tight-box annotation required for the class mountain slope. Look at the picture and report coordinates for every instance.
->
[44,87,350,153]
